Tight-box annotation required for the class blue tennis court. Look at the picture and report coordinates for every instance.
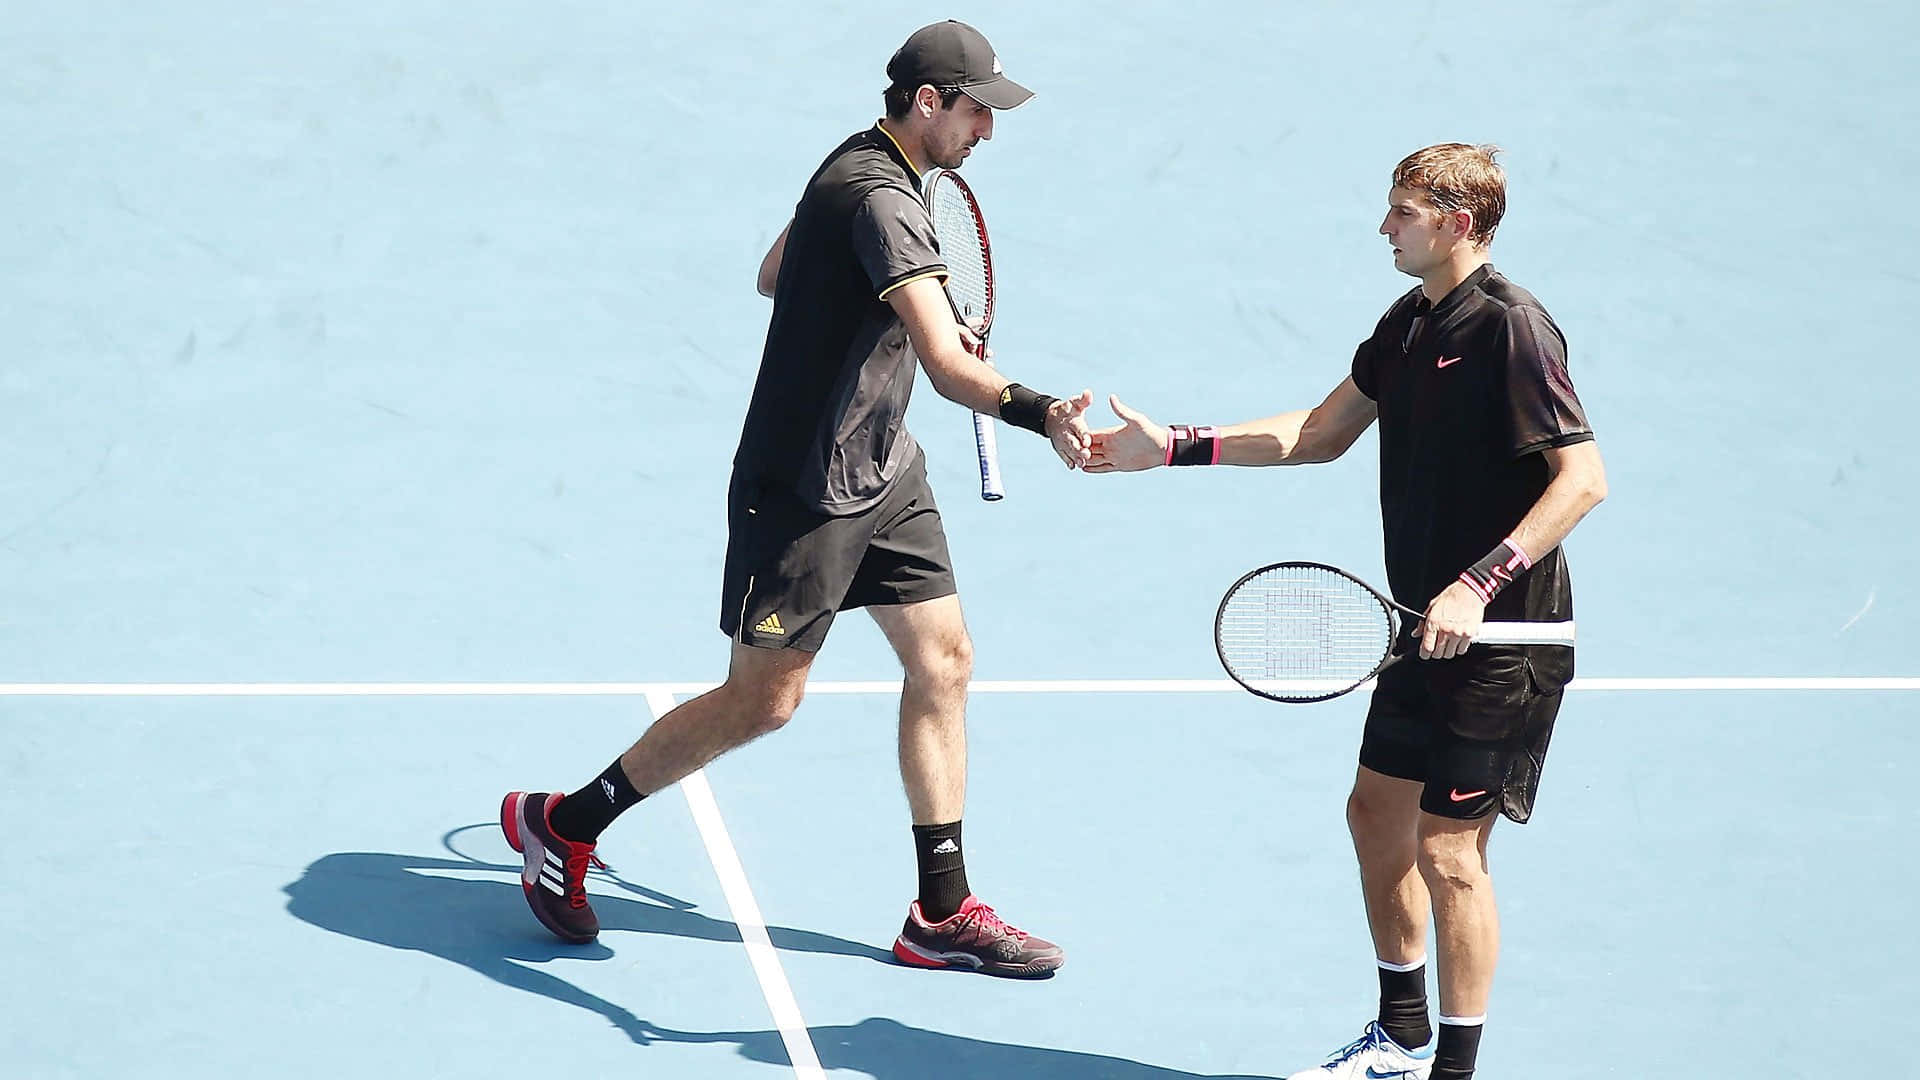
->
[4,3,1916,1078]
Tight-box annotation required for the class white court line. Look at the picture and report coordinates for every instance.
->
[649,690,825,1080]
[1,677,1918,696]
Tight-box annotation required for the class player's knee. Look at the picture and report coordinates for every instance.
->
[1415,834,1488,893]
[908,634,973,699]
[1346,786,1404,846]
[759,683,807,733]
[719,672,806,737]
[751,705,796,737]
[945,633,975,686]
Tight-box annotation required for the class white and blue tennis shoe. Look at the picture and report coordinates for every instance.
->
[1285,1021,1434,1080]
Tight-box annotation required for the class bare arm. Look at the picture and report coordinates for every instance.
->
[1418,439,1609,658]
[886,276,1004,411]
[886,276,1092,467]
[1218,376,1379,465]
[755,221,791,298]
[1086,376,1378,472]
[1509,440,1608,559]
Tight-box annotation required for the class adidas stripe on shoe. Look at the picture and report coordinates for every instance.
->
[500,790,605,944]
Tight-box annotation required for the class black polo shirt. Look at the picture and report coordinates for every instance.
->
[733,124,948,514]
[1351,264,1594,625]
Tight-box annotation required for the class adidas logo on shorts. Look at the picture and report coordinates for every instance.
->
[754,613,786,636]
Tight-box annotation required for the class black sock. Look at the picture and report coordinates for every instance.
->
[1376,961,1432,1051]
[1433,1017,1484,1080]
[548,759,644,844]
[912,821,971,922]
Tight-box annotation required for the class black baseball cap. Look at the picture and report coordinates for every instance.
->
[886,20,1033,110]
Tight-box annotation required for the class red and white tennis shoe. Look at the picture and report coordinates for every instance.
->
[500,791,604,944]
[892,894,1064,978]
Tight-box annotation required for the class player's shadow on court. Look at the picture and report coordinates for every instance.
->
[282,839,1274,1077]
[636,1017,1278,1079]
[282,845,892,1043]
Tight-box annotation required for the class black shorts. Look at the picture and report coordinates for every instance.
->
[718,452,957,653]
[1358,644,1574,824]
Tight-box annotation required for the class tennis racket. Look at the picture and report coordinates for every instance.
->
[924,167,1004,502]
[1214,561,1575,703]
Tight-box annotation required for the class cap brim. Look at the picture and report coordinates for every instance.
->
[960,75,1034,110]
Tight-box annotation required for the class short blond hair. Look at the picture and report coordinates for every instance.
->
[1393,143,1506,246]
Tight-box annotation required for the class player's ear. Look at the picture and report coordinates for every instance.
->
[915,84,940,118]
[1453,209,1475,241]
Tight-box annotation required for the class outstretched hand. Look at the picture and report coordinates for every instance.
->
[1085,395,1168,473]
[1044,389,1094,469]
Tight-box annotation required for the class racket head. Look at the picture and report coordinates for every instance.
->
[1214,561,1401,703]
[923,168,994,339]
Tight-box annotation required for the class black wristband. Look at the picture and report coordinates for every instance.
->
[997,383,1058,436]
[1458,537,1534,603]
[1166,424,1221,466]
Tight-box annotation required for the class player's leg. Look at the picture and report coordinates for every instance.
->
[616,642,814,795]
[1410,645,1571,1080]
[1415,809,1498,1080]
[1352,660,1443,1055]
[500,643,812,942]
[851,453,1062,977]
[1287,664,1437,1079]
[502,470,859,943]
[1350,765,1428,971]
[869,593,971,827]
[870,594,1060,977]
[869,593,972,906]
[847,452,971,894]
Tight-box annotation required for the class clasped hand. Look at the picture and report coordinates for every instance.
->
[954,321,1089,469]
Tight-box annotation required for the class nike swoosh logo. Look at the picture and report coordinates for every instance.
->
[1448,789,1489,802]
[1435,356,1463,369]
[1366,1068,1419,1079]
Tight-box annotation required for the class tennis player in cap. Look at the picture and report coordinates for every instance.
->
[500,20,1089,978]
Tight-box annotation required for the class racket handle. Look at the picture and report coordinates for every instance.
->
[1479,621,1576,647]
[972,410,1005,501]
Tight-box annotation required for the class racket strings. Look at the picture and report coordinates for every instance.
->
[1216,565,1395,699]
[928,182,990,328]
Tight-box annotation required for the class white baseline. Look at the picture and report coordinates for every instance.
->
[1,677,1917,696]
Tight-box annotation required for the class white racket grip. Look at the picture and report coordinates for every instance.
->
[972,410,1005,501]
[1479,620,1576,647]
